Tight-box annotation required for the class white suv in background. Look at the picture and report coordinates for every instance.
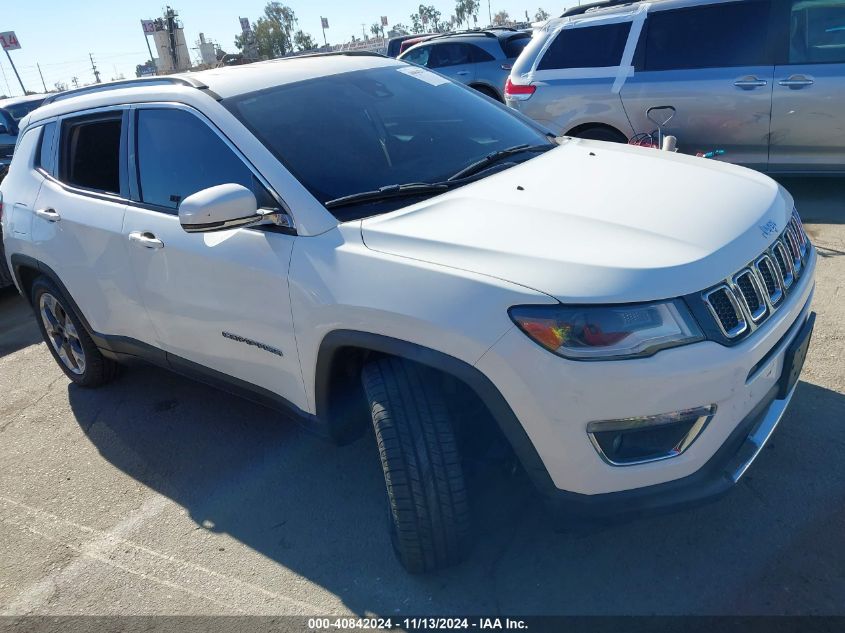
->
[1,53,816,572]
[507,0,845,172]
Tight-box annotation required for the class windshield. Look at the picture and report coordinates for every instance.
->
[5,99,46,122]
[223,64,550,219]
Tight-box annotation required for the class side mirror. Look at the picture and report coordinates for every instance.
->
[179,183,266,233]
[0,124,10,135]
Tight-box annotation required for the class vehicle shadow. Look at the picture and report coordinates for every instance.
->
[67,366,845,615]
[0,286,42,358]
[774,177,845,225]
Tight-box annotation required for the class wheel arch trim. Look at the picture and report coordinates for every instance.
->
[314,329,558,498]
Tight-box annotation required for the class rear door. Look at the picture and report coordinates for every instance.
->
[428,42,477,85]
[31,108,157,342]
[621,1,775,169]
[122,104,307,409]
[769,0,845,172]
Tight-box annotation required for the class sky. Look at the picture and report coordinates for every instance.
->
[0,0,579,97]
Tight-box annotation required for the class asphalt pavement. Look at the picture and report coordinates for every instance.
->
[0,177,843,616]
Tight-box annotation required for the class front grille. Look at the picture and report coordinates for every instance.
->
[703,286,746,337]
[733,270,766,322]
[701,209,811,341]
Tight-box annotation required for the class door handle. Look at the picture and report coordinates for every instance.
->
[734,77,768,89]
[128,231,164,249]
[35,208,60,222]
[778,76,814,88]
[456,71,470,76]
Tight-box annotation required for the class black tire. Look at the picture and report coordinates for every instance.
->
[571,126,628,143]
[471,84,502,102]
[361,357,470,573]
[31,276,119,387]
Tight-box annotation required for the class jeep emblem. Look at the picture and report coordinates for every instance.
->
[759,221,778,238]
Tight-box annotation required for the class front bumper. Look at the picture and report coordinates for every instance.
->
[476,248,816,506]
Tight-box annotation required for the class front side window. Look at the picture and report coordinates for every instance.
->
[402,45,432,66]
[135,108,273,210]
[643,2,771,71]
[788,0,845,63]
[538,22,632,70]
[224,65,550,219]
[60,113,122,194]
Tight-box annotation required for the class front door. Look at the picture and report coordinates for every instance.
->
[621,0,775,170]
[769,0,845,172]
[122,105,307,410]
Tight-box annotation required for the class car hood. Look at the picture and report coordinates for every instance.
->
[360,139,794,303]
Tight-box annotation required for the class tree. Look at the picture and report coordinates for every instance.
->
[455,0,480,29]
[412,5,442,32]
[390,23,409,35]
[235,2,298,59]
[535,8,550,21]
[409,14,425,33]
[293,30,316,51]
[493,10,510,25]
[370,23,382,38]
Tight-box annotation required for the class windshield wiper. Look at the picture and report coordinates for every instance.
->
[325,182,450,210]
[447,143,554,182]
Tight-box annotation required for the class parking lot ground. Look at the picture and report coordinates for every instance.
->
[1,178,844,616]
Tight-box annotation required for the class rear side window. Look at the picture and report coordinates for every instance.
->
[643,2,771,70]
[470,44,496,62]
[430,43,473,67]
[60,113,122,194]
[788,0,845,63]
[502,34,531,59]
[135,108,274,211]
[36,122,56,175]
[538,22,632,70]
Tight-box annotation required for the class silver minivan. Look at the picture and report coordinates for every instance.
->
[507,0,845,173]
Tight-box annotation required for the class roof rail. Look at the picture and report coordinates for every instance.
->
[561,0,638,17]
[41,76,211,106]
[428,30,499,41]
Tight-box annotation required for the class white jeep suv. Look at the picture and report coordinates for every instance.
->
[0,53,816,573]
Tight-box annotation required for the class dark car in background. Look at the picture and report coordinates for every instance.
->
[399,29,532,101]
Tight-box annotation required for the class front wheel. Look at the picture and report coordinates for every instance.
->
[361,357,471,573]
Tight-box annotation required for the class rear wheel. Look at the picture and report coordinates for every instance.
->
[471,84,502,102]
[31,276,119,387]
[362,356,471,573]
[570,126,628,143]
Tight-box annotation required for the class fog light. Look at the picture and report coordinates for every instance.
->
[586,405,716,466]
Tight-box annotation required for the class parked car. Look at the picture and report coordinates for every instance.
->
[507,0,845,173]
[1,53,815,572]
[0,93,49,122]
[386,33,436,57]
[400,29,532,100]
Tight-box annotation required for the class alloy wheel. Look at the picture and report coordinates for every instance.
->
[39,292,86,375]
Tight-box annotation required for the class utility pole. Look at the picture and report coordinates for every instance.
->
[37,63,47,92]
[2,48,25,94]
[488,0,492,26]
[89,53,101,83]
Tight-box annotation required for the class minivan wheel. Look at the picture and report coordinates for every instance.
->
[571,126,628,143]
[31,276,119,387]
[361,357,471,573]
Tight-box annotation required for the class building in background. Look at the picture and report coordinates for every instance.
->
[150,6,191,73]
[196,33,218,65]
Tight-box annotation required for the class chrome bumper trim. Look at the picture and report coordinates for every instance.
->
[728,382,796,483]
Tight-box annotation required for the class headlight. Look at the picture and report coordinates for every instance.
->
[509,300,703,360]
